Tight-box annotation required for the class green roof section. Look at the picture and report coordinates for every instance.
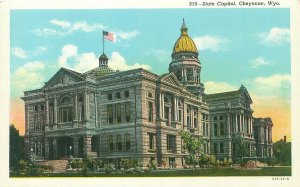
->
[84,66,115,78]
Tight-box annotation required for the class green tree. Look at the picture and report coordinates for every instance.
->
[10,124,25,170]
[233,138,249,163]
[273,140,291,166]
[180,130,204,169]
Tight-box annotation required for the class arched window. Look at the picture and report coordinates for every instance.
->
[147,92,153,98]
[61,96,71,104]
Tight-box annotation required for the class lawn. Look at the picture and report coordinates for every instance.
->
[11,166,291,177]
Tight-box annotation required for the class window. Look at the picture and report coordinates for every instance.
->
[178,110,182,123]
[220,123,225,136]
[116,134,122,151]
[148,102,153,122]
[34,105,38,111]
[108,135,114,152]
[194,118,198,128]
[167,135,176,153]
[115,104,121,123]
[115,92,121,99]
[124,134,130,150]
[220,143,224,153]
[49,108,54,124]
[202,122,206,136]
[59,107,73,122]
[107,105,113,124]
[213,116,217,121]
[34,115,38,131]
[219,116,224,120]
[214,143,218,154]
[214,123,218,136]
[61,96,71,104]
[147,92,153,98]
[107,93,112,100]
[125,91,129,98]
[206,123,209,136]
[41,105,44,111]
[164,107,169,122]
[148,133,156,150]
[125,102,130,122]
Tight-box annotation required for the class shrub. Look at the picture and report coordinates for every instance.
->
[104,163,115,174]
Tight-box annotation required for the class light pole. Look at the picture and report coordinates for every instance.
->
[69,146,72,158]
[31,148,35,164]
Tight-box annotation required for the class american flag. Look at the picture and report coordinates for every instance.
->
[103,31,115,42]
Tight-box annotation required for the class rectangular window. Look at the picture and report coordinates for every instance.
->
[167,135,176,153]
[187,116,191,128]
[202,122,206,136]
[125,90,129,98]
[116,134,122,151]
[108,135,114,152]
[213,116,217,121]
[124,134,130,150]
[214,123,218,136]
[107,93,112,100]
[49,109,54,123]
[115,104,121,123]
[206,123,209,136]
[59,107,73,123]
[214,143,218,154]
[164,107,169,121]
[220,143,224,153]
[148,133,156,150]
[125,102,131,122]
[220,123,225,136]
[148,102,153,122]
[115,92,121,99]
[178,110,182,123]
[194,118,198,128]
[219,116,224,120]
[107,105,113,124]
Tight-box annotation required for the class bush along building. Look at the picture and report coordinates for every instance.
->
[21,19,273,168]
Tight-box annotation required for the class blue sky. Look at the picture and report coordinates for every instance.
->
[10,8,291,140]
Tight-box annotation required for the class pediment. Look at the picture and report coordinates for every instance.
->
[160,73,183,89]
[43,68,85,88]
[238,85,253,104]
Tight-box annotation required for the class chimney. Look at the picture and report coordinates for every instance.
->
[284,136,287,143]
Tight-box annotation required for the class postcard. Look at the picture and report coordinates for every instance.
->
[1,0,299,187]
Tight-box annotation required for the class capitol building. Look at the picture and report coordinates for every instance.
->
[22,20,273,167]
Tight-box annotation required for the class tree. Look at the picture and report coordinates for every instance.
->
[233,138,249,163]
[10,124,25,170]
[180,130,204,169]
[273,140,291,166]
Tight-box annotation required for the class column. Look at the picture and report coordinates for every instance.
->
[159,92,162,119]
[46,97,49,124]
[161,92,165,119]
[184,68,187,81]
[241,114,244,133]
[45,138,49,159]
[192,68,195,81]
[226,114,231,137]
[53,138,57,160]
[74,92,78,121]
[73,137,79,158]
[174,96,177,121]
[83,135,92,157]
[84,90,88,120]
[181,69,184,81]
[235,114,238,133]
[54,96,58,124]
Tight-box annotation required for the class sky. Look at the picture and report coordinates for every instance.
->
[10,8,291,142]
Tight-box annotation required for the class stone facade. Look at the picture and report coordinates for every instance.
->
[253,118,273,158]
[22,20,272,167]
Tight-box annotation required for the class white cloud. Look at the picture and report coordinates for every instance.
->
[50,19,71,29]
[259,27,290,46]
[34,19,106,36]
[109,51,151,71]
[251,57,270,68]
[116,30,139,40]
[254,74,290,89]
[193,35,229,52]
[12,61,46,96]
[11,47,27,59]
[57,44,151,73]
[11,46,47,59]
[204,81,236,94]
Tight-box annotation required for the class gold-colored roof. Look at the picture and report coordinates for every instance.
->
[172,19,198,53]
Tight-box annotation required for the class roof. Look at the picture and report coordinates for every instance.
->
[84,66,115,78]
[172,19,198,54]
[253,117,273,126]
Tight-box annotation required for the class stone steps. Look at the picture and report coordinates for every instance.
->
[42,160,69,173]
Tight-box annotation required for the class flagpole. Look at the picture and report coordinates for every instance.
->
[102,31,105,54]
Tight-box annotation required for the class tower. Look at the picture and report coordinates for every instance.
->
[169,19,204,96]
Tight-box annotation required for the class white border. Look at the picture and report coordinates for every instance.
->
[1,0,299,186]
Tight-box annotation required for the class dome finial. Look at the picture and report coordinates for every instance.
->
[181,18,188,35]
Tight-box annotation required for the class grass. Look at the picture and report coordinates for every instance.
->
[11,166,291,177]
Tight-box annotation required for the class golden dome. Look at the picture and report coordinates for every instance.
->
[172,19,198,54]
